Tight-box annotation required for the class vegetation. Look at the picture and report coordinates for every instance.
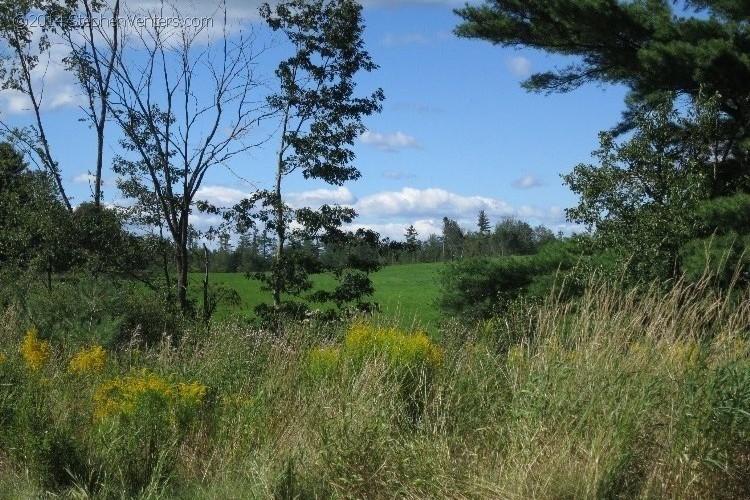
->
[1,277,749,497]
[232,0,384,328]
[1,0,749,496]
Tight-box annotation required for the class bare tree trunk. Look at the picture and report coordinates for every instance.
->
[177,212,190,313]
[202,243,210,324]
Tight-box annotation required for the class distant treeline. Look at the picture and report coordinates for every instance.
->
[204,213,560,274]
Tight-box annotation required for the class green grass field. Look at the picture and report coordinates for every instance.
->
[192,262,445,329]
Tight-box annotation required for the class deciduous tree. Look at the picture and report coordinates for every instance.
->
[236,0,383,327]
[110,2,262,312]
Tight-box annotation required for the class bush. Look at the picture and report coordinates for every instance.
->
[92,370,208,495]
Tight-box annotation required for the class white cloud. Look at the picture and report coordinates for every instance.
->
[506,56,532,78]
[0,42,87,115]
[72,173,116,186]
[355,187,515,219]
[194,185,357,209]
[512,174,544,189]
[194,185,250,205]
[359,130,422,152]
[73,174,96,185]
[347,219,443,240]
[287,186,357,207]
[347,187,567,238]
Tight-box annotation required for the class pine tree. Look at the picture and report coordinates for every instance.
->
[477,210,490,235]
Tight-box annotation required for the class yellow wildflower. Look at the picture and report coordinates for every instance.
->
[343,321,443,370]
[93,370,207,421]
[69,345,107,376]
[0,352,5,364]
[177,381,208,406]
[20,328,51,371]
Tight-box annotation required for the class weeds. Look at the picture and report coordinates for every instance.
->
[0,276,748,498]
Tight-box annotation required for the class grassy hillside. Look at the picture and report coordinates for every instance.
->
[194,262,445,328]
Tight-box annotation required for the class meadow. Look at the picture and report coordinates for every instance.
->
[1,276,749,498]
[194,262,444,328]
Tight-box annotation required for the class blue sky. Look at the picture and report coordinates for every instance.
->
[1,0,630,240]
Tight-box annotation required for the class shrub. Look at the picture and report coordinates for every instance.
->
[92,370,208,495]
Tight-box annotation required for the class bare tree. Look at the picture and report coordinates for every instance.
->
[0,0,123,210]
[109,1,264,312]
[0,0,74,210]
[62,0,120,209]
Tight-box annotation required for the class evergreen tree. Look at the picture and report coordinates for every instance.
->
[455,1,750,195]
[404,225,419,262]
[477,210,490,235]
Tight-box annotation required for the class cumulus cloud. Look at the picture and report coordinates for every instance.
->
[512,174,544,189]
[157,183,569,241]
[359,130,422,152]
[72,173,117,187]
[73,174,96,185]
[346,187,567,238]
[195,185,249,205]
[355,187,515,219]
[287,186,357,207]
[193,185,356,209]
[0,42,87,115]
[506,56,532,78]
[347,219,444,240]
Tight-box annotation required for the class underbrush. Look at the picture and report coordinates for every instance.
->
[0,277,749,498]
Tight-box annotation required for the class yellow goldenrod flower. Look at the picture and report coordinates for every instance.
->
[177,381,208,406]
[20,328,51,371]
[69,345,107,376]
[343,321,443,370]
[93,370,207,421]
[0,351,6,364]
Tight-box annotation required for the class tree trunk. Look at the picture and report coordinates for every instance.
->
[202,244,210,324]
[94,123,105,209]
[176,225,190,314]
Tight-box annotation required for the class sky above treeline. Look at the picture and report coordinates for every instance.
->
[1,0,630,240]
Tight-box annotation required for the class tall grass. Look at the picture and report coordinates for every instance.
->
[0,276,749,498]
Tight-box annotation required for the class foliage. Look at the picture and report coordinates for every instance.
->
[93,370,207,422]
[343,321,443,371]
[560,93,750,285]
[0,142,71,277]
[237,0,384,328]
[438,239,581,321]
[564,96,722,281]
[304,321,443,419]
[1,276,750,497]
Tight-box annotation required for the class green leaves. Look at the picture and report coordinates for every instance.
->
[249,0,384,327]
